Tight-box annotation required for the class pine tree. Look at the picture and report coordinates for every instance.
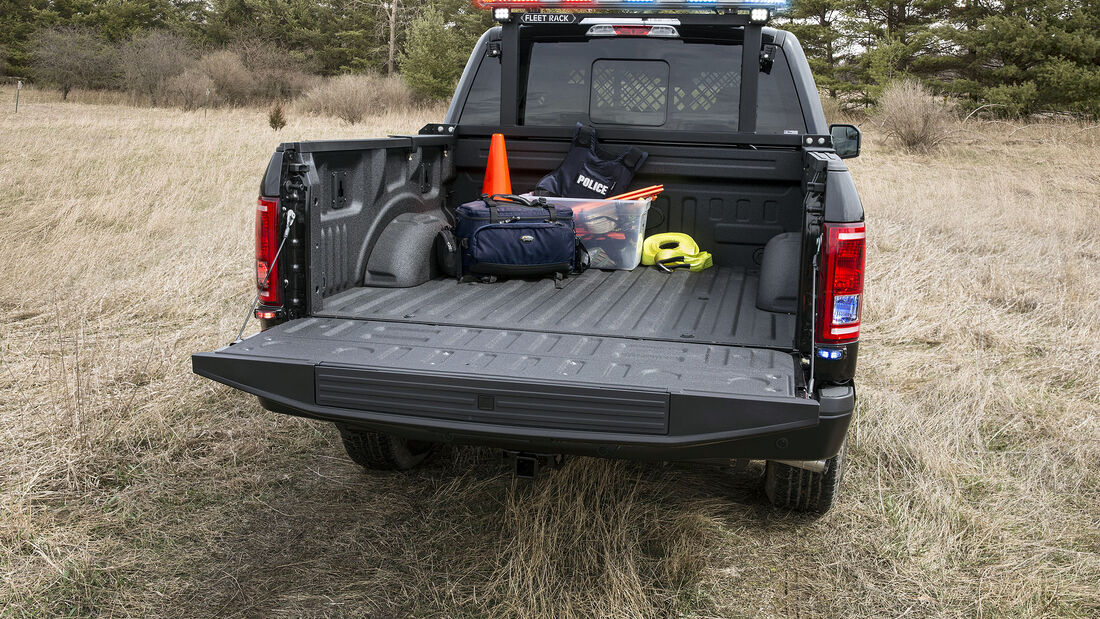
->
[779,0,851,98]
[0,0,51,77]
[268,101,287,130]
[838,0,953,103]
[399,0,492,100]
[945,0,1100,116]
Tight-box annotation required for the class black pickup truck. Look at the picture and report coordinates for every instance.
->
[193,4,865,513]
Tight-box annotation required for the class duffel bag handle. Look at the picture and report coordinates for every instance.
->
[482,193,557,222]
[483,193,534,207]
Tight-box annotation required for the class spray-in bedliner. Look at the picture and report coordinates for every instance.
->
[317,266,795,349]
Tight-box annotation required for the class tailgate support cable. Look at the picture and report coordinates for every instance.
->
[807,234,821,395]
[232,209,296,344]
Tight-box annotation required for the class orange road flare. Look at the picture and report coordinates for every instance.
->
[610,184,664,200]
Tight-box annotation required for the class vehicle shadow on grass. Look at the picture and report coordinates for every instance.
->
[172,421,803,618]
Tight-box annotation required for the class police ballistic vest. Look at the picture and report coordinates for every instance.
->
[534,123,648,199]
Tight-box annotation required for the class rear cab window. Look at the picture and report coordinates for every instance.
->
[459,48,501,125]
[460,26,806,135]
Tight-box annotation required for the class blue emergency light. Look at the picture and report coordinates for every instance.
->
[816,348,845,361]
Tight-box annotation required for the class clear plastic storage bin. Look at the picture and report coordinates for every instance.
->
[541,196,651,270]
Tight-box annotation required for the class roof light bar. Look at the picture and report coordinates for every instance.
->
[476,0,788,11]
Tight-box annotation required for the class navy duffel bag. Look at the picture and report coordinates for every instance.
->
[453,194,580,279]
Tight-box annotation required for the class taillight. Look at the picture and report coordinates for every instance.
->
[255,197,281,305]
[817,222,865,344]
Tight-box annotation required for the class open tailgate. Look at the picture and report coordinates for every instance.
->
[192,318,819,457]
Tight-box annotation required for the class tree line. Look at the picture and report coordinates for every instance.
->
[1,0,1097,116]
[0,0,492,102]
[0,0,487,76]
[779,0,1099,116]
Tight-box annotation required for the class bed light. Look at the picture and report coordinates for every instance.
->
[586,24,681,37]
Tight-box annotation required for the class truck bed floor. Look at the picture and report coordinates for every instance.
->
[318,267,794,348]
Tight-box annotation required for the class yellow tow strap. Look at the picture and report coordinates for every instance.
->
[641,233,713,272]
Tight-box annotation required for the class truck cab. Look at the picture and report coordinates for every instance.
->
[193,2,865,513]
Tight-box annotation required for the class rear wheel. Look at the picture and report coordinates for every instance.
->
[336,424,434,471]
[764,442,846,514]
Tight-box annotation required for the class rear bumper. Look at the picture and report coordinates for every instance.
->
[193,350,853,461]
[260,394,852,462]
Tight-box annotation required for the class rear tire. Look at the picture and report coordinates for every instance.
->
[764,442,846,514]
[336,424,434,471]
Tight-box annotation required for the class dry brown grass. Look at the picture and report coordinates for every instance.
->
[5,83,134,106]
[1,89,1098,617]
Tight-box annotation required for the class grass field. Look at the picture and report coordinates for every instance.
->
[1,87,1098,618]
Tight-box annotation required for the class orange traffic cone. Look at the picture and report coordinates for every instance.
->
[481,133,512,196]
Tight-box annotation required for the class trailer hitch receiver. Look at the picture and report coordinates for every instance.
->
[505,451,565,479]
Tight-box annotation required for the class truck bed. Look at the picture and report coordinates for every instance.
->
[318,267,795,349]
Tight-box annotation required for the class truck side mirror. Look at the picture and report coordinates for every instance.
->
[830,124,861,159]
